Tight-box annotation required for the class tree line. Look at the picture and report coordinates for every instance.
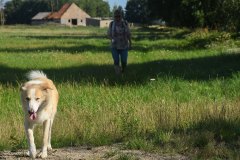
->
[1,0,240,31]
[125,0,240,31]
[1,0,111,24]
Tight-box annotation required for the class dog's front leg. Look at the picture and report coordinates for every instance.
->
[47,119,53,151]
[25,122,36,158]
[37,119,50,158]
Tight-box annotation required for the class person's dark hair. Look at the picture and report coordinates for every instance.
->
[114,9,122,18]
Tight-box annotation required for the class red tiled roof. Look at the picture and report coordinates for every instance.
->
[47,3,71,19]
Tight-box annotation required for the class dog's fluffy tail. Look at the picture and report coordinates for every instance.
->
[27,70,47,80]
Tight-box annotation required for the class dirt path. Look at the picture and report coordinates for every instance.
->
[0,145,188,160]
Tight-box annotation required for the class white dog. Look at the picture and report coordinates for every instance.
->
[20,70,59,158]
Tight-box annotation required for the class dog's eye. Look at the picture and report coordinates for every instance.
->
[26,97,30,101]
[36,98,40,101]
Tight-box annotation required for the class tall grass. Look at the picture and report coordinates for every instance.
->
[0,25,240,158]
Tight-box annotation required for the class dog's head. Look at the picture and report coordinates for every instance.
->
[20,81,52,120]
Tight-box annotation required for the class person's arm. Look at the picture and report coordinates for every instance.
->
[107,21,113,39]
[127,25,132,49]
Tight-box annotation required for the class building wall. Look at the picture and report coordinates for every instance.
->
[32,20,45,25]
[86,18,112,28]
[61,3,90,26]
[100,20,112,28]
[32,19,60,25]
[86,18,100,27]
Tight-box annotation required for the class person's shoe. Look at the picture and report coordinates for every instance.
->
[114,66,121,75]
[121,67,126,74]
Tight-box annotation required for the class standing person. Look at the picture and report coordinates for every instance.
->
[108,9,132,75]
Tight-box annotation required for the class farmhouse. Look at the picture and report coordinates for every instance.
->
[32,3,90,26]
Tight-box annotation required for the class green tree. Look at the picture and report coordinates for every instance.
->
[147,0,240,31]
[111,5,118,17]
[4,0,23,24]
[147,0,182,26]
[180,0,205,27]
[77,0,110,17]
[125,0,149,23]
[5,0,50,24]
[96,0,110,17]
[202,0,240,30]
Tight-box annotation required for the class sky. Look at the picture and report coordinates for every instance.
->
[106,0,127,10]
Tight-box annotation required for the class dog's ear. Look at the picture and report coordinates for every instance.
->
[40,83,53,91]
[20,84,27,91]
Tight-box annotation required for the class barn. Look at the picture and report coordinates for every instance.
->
[32,3,90,26]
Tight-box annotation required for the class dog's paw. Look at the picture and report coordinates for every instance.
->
[28,150,37,158]
[47,145,52,151]
[37,151,48,158]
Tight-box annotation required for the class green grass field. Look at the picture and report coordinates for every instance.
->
[0,25,240,159]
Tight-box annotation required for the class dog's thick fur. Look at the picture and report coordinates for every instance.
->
[20,70,59,158]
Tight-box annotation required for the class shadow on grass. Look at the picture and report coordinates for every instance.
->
[3,27,195,54]
[0,44,110,54]
[0,53,239,86]
[19,27,189,42]
[133,27,192,41]
[189,117,240,143]
[3,27,210,54]
[160,117,240,158]
[0,40,212,54]
[21,34,107,40]
[184,117,240,158]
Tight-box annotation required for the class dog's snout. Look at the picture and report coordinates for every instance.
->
[28,108,34,113]
[28,100,39,113]
[28,104,39,113]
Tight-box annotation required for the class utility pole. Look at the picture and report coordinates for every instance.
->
[50,0,54,13]
[0,8,5,25]
[0,0,5,25]
[56,0,59,11]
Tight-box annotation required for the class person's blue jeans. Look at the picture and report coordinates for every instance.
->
[111,48,128,71]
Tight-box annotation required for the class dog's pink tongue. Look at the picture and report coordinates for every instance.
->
[29,112,37,120]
